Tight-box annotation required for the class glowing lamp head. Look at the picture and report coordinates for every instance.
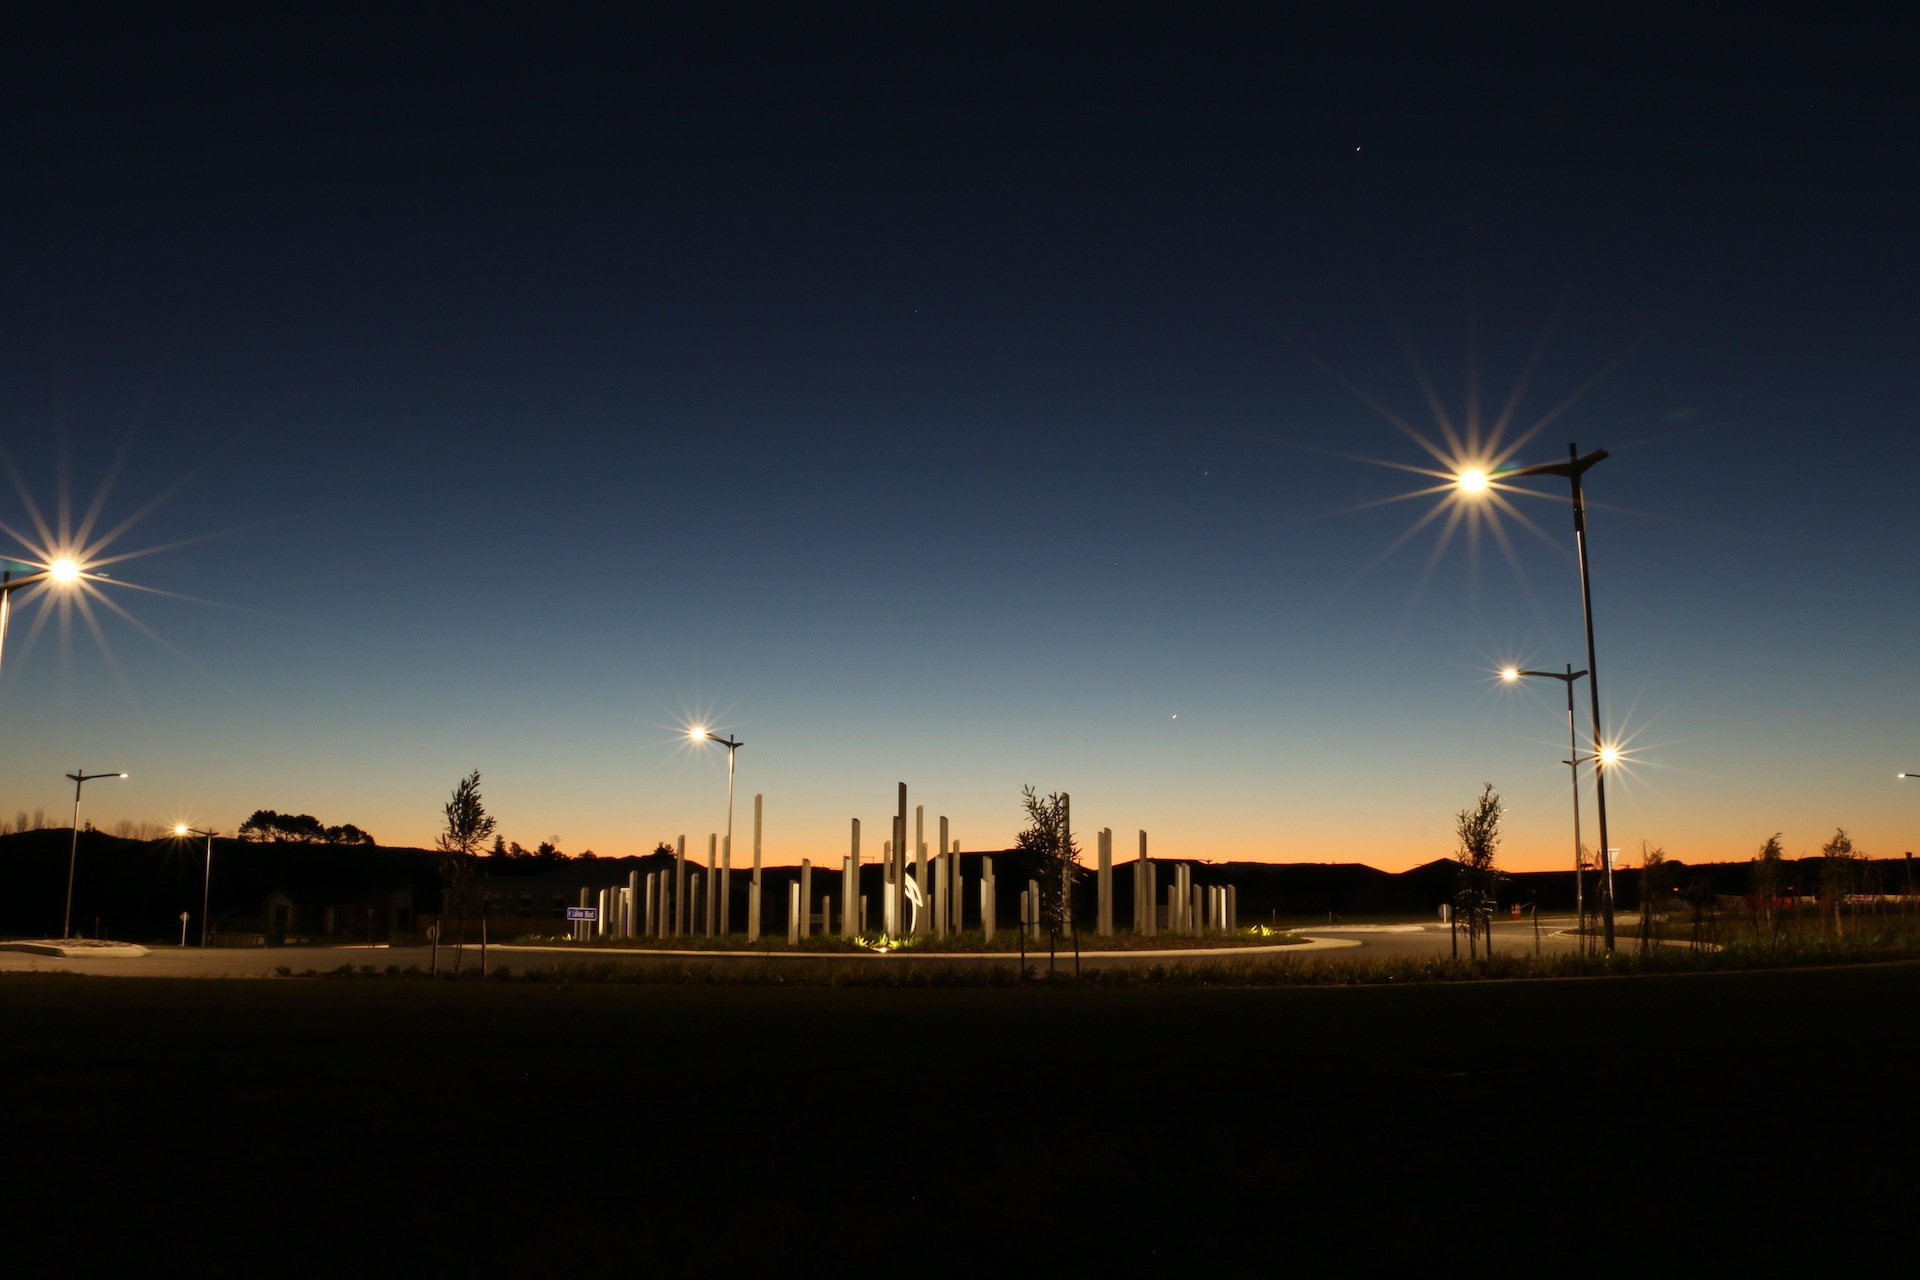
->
[689,726,709,742]
[1500,668,1519,681]
[1456,470,1488,494]
[48,559,80,583]
[1598,747,1620,766]
[175,824,188,835]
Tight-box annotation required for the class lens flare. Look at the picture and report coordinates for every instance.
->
[49,558,80,583]
[1500,668,1519,681]
[1457,470,1488,493]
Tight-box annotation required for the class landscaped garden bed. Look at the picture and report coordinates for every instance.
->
[502,926,1305,953]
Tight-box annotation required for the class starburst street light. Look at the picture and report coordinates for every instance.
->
[175,824,218,948]
[1464,442,1620,951]
[0,558,91,685]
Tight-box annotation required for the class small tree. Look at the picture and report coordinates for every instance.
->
[1750,833,1785,937]
[436,770,497,960]
[1451,784,1503,960]
[1015,785,1080,963]
[1820,828,1858,937]
[1638,842,1669,953]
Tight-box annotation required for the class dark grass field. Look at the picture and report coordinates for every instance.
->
[7,964,1916,1276]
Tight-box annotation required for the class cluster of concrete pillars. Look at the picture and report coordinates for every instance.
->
[1132,835,1157,936]
[560,783,1246,948]
[1149,864,1237,936]
[870,786,970,941]
[570,795,777,944]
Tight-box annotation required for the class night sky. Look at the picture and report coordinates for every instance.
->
[1,8,1913,870]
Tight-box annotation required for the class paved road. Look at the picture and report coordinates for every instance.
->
[0,917,1618,977]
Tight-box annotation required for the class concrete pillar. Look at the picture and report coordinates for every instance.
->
[692,872,705,938]
[981,855,996,941]
[645,872,658,937]
[749,794,764,943]
[932,852,946,940]
[628,869,640,937]
[1227,884,1238,932]
[913,805,927,935]
[705,835,717,937]
[938,816,950,935]
[860,894,868,933]
[1027,878,1041,941]
[845,819,860,937]
[894,783,907,941]
[882,839,896,937]
[951,839,961,932]
[1141,832,1154,936]
[1018,889,1029,942]
[674,835,687,937]
[578,886,589,941]
[1131,857,1141,932]
[721,836,732,936]
[787,879,801,945]
[594,889,606,939]
[1191,884,1202,937]
[1097,828,1113,937]
[799,859,813,939]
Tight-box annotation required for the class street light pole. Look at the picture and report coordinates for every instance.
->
[176,826,217,947]
[1505,443,1616,952]
[1502,664,1590,952]
[691,728,744,930]
[63,768,128,938]
[0,559,88,687]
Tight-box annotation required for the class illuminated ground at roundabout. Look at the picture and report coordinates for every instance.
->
[0,919,1609,976]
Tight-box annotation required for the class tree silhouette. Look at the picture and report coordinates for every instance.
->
[1015,785,1080,957]
[1451,783,1503,960]
[435,771,497,960]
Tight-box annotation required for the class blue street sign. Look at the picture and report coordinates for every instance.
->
[566,907,598,921]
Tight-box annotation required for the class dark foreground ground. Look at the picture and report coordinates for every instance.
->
[7,964,1916,1276]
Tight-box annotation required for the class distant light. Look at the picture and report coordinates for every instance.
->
[175,824,188,835]
[1598,747,1620,766]
[49,559,80,583]
[1500,668,1519,681]
[1457,471,1488,494]
[119,773,128,778]
[689,726,708,741]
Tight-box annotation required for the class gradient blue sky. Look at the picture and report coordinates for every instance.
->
[1,7,1913,870]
